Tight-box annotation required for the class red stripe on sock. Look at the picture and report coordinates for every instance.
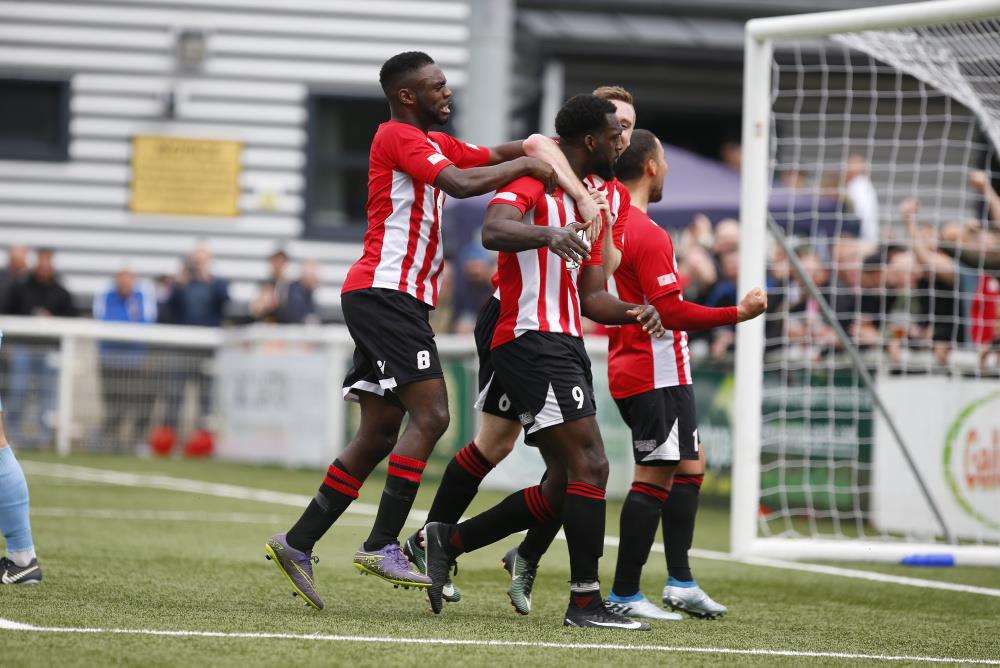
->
[321,476,360,499]
[566,481,605,500]
[454,445,490,479]
[536,488,554,520]
[326,464,361,490]
[631,481,669,503]
[388,454,426,471]
[673,474,703,489]
[523,485,553,522]
[387,465,423,483]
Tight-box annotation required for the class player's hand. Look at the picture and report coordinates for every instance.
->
[521,157,558,193]
[626,304,666,338]
[546,222,591,264]
[582,187,611,245]
[969,170,989,193]
[737,287,767,322]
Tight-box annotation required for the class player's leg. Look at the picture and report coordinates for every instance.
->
[424,413,519,526]
[423,443,564,613]
[0,393,41,584]
[606,464,681,621]
[355,376,448,564]
[418,295,517,527]
[267,389,403,609]
[606,388,683,620]
[403,412,520,602]
[660,385,726,618]
[403,296,518,602]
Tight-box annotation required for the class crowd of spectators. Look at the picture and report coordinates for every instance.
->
[0,242,324,452]
[435,155,1000,375]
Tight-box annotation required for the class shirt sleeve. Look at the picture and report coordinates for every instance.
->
[429,131,492,169]
[488,176,544,215]
[385,124,456,183]
[631,225,682,302]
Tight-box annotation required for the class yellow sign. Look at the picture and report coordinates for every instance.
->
[130,136,242,217]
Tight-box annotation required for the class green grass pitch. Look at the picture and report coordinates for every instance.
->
[1,453,998,666]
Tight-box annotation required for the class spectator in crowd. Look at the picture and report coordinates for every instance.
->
[5,249,75,447]
[785,245,835,355]
[154,274,178,324]
[844,154,880,244]
[168,243,230,327]
[0,246,29,314]
[712,218,740,258]
[901,197,961,367]
[449,242,497,334]
[93,267,157,452]
[250,248,292,323]
[705,250,740,360]
[155,244,230,455]
[970,273,999,372]
[719,140,742,172]
[283,259,321,325]
[8,248,74,318]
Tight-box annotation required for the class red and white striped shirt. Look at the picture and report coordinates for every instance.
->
[342,120,490,307]
[607,205,691,398]
[489,175,629,349]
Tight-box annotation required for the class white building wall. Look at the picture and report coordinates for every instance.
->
[0,0,473,308]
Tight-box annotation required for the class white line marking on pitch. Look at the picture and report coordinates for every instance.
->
[29,506,424,529]
[1,618,997,664]
[22,461,1000,598]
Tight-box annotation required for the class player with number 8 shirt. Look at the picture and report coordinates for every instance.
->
[263,51,612,611]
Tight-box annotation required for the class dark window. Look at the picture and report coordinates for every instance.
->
[305,95,388,240]
[0,78,70,161]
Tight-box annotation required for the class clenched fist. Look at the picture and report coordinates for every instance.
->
[737,287,767,322]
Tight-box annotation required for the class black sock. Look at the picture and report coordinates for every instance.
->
[563,481,606,585]
[517,518,562,563]
[612,482,669,598]
[426,442,494,524]
[364,454,426,551]
[452,484,555,554]
[286,459,362,552]
[663,474,702,582]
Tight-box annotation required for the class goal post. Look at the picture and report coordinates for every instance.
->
[734,0,1000,566]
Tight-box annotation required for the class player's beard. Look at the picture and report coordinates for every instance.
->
[593,159,615,181]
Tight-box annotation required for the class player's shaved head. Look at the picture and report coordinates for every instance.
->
[615,129,659,182]
[379,51,435,97]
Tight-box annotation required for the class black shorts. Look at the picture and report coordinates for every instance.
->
[341,288,442,407]
[473,297,520,421]
[614,385,699,466]
[492,331,596,437]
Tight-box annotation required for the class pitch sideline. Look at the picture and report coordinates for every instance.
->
[21,460,1000,598]
[1,617,998,664]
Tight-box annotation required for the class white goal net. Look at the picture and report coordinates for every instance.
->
[735,1,1000,565]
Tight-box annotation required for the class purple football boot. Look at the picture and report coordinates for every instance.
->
[265,533,323,610]
[352,542,431,589]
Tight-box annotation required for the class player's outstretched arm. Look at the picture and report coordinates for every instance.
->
[481,203,592,264]
[434,157,556,199]
[649,288,766,332]
[578,265,665,335]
